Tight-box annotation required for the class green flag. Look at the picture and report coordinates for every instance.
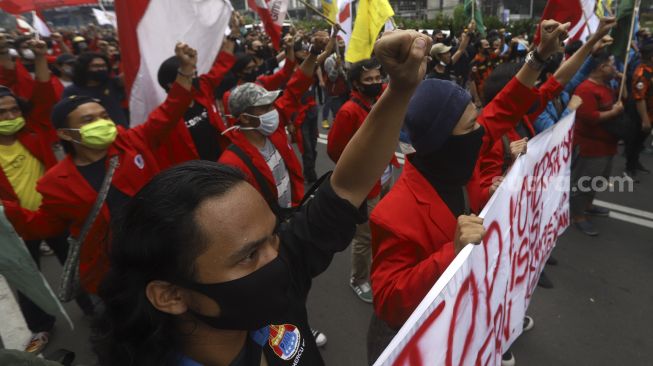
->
[464,0,485,36]
[610,0,637,63]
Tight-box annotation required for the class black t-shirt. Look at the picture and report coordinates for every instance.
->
[184,102,221,161]
[76,157,131,220]
[179,178,366,366]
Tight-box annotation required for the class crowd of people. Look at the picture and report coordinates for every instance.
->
[0,9,650,366]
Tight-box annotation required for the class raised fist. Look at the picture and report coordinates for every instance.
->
[175,42,198,74]
[537,20,571,59]
[26,39,48,58]
[374,30,431,93]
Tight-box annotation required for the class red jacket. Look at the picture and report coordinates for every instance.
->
[0,77,61,203]
[370,77,538,329]
[3,81,193,293]
[478,76,564,191]
[219,68,313,208]
[327,89,399,199]
[221,59,296,114]
[573,79,618,157]
[156,51,235,168]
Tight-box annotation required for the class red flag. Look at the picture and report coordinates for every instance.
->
[247,0,289,49]
[0,0,97,15]
[115,0,231,126]
[534,0,599,44]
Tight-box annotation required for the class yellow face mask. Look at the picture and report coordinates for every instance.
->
[0,116,26,136]
[67,119,118,149]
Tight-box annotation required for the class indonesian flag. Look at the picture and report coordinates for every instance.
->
[338,0,353,51]
[535,0,600,44]
[247,0,289,49]
[115,0,232,126]
[15,15,35,34]
[32,11,51,37]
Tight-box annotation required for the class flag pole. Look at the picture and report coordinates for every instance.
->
[618,0,641,101]
[297,0,347,33]
[31,11,39,41]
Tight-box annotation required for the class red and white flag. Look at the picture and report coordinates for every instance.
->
[337,0,353,51]
[115,0,232,126]
[32,11,51,37]
[535,0,599,44]
[247,0,289,49]
[15,15,35,34]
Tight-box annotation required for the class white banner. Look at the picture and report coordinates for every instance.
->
[374,112,575,366]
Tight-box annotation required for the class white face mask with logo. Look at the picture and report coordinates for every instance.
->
[222,109,280,136]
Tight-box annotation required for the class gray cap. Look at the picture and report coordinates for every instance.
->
[228,83,281,117]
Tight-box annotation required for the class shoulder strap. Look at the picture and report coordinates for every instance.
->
[462,186,471,215]
[59,154,119,302]
[77,155,120,242]
[501,135,512,175]
[351,97,372,113]
[228,144,281,214]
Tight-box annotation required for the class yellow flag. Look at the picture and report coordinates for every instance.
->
[596,0,613,17]
[345,0,394,63]
[322,0,338,22]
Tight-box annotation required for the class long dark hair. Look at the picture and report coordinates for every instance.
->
[73,52,110,87]
[92,161,246,366]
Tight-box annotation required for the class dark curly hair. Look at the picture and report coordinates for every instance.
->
[73,52,110,87]
[92,161,246,366]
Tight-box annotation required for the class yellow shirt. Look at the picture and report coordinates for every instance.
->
[0,141,44,210]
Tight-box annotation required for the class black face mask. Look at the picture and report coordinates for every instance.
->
[182,255,291,331]
[360,83,382,98]
[255,47,272,60]
[241,71,257,83]
[413,125,486,187]
[88,70,109,84]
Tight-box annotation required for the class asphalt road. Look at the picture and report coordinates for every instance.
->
[36,131,653,366]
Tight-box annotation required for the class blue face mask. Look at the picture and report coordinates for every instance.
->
[242,109,280,136]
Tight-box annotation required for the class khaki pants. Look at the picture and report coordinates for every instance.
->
[351,182,391,285]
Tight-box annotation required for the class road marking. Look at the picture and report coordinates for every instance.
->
[317,133,405,165]
[608,211,653,230]
[593,199,653,221]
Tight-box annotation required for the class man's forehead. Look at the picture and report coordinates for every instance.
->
[0,96,18,107]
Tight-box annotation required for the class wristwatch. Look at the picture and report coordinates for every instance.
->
[525,50,548,71]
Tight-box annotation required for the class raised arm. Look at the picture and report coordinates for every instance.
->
[200,37,236,91]
[331,31,432,208]
[451,29,470,65]
[554,18,616,87]
[516,20,571,88]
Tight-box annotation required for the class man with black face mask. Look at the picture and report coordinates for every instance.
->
[327,58,399,304]
[63,52,128,127]
[367,19,569,364]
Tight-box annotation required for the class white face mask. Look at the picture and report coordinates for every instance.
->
[240,109,280,136]
[21,49,35,60]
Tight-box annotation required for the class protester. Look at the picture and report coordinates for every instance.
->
[154,31,237,166]
[0,38,81,354]
[63,52,128,127]
[52,53,76,89]
[327,57,399,304]
[93,29,432,366]
[571,51,624,236]
[367,19,568,365]
[628,42,653,181]
[2,43,198,296]
[321,36,348,129]
[218,32,329,211]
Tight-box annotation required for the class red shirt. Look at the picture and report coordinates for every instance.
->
[370,77,539,329]
[573,79,618,157]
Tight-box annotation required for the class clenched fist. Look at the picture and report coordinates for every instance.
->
[374,30,431,93]
[175,42,197,75]
[454,214,485,254]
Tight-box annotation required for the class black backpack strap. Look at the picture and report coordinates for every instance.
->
[351,97,372,113]
[227,144,281,214]
[501,135,512,175]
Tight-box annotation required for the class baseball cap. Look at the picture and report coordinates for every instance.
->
[430,43,452,58]
[228,83,281,117]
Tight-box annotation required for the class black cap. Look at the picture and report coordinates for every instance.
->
[56,54,76,65]
[51,95,100,129]
[157,56,180,92]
